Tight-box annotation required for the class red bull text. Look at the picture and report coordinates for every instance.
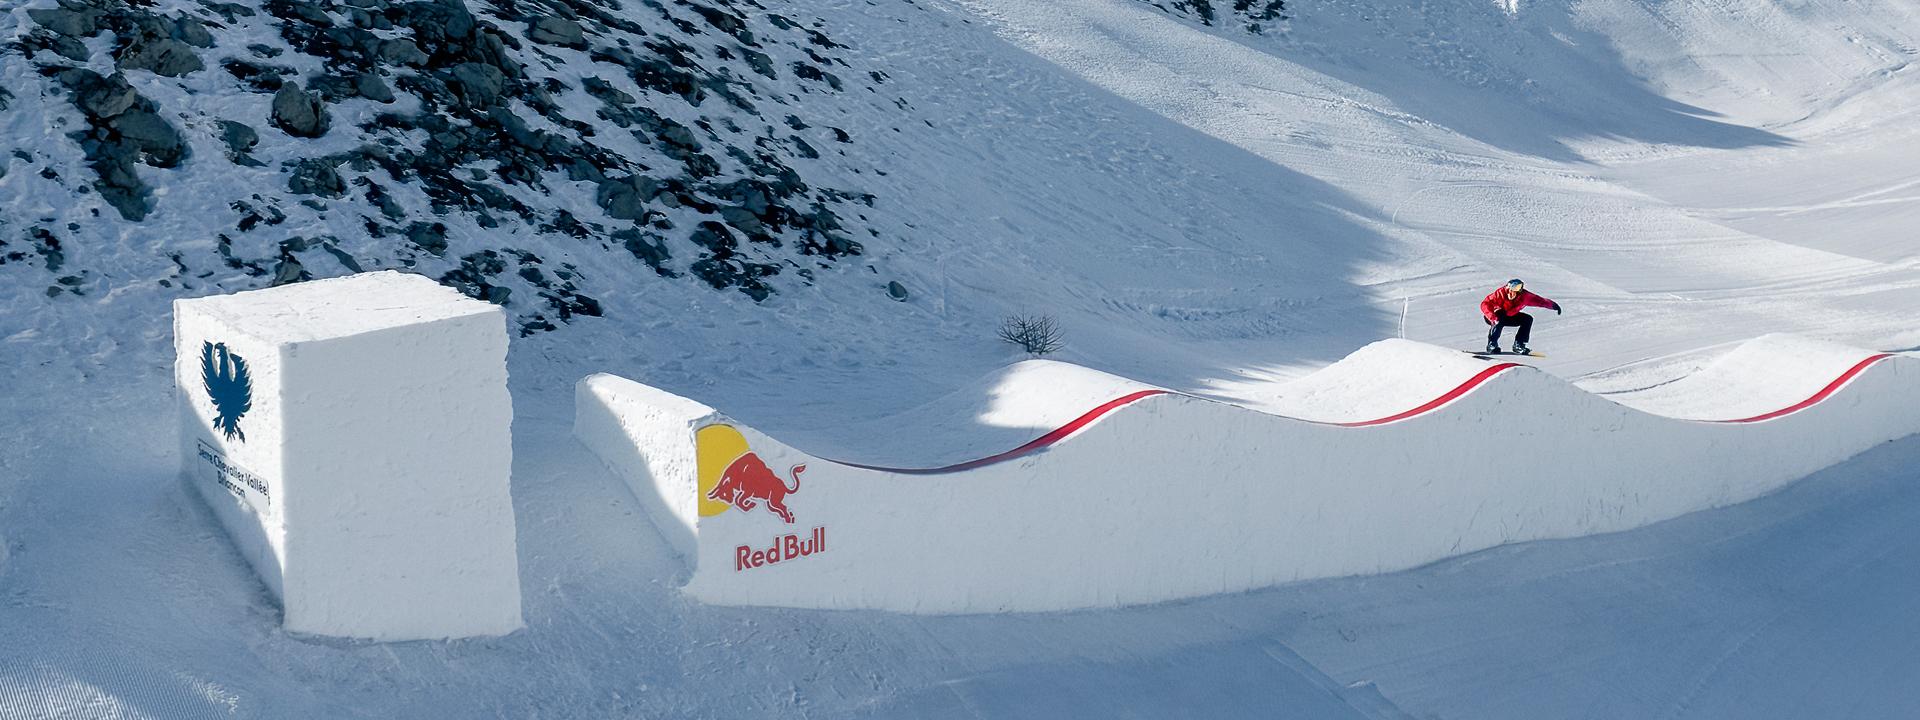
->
[735,526,827,572]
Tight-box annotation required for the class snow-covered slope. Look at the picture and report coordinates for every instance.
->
[6,0,1920,716]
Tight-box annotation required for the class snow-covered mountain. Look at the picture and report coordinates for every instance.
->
[4,0,897,335]
[6,0,1920,716]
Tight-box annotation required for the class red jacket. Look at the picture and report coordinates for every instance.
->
[1481,287,1557,323]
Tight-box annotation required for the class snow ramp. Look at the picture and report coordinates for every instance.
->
[574,336,1917,613]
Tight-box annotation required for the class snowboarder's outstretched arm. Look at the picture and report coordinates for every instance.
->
[1520,290,1561,315]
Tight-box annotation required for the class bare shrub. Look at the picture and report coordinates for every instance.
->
[998,314,1065,356]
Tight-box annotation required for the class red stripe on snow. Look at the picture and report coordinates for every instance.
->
[832,363,1529,473]
[1332,363,1524,427]
[833,389,1170,475]
[1712,354,1894,424]
[820,352,1896,474]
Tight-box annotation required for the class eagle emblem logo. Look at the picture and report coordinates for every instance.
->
[201,341,253,442]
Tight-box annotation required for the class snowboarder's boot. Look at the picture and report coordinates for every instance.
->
[1486,340,1501,354]
[1513,342,1530,355]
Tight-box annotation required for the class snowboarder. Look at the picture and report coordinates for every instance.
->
[1480,278,1560,355]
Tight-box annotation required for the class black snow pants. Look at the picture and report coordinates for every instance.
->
[1486,312,1533,345]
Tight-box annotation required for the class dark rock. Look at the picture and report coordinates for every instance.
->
[202,2,256,23]
[354,73,395,103]
[281,1,333,26]
[614,228,672,273]
[449,63,505,107]
[406,221,448,255]
[887,280,908,301]
[742,49,775,78]
[689,221,737,251]
[377,38,428,66]
[527,16,586,48]
[93,162,151,220]
[596,175,659,220]
[108,110,188,167]
[222,59,290,92]
[467,32,518,78]
[403,1,476,52]
[306,74,360,102]
[271,84,330,137]
[27,7,99,37]
[62,71,138,118]
[323,244,364,272]
[659,124,701,151]
[288,158,346,197]
[119,37,205,77]
[719,205,765,235]
[271,254,309,286]
[581,77,633,105]
[23,30,91,62]
[173,17,215,48]
[218,120,259,153]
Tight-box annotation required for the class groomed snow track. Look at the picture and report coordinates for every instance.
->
[574,336,1919,613]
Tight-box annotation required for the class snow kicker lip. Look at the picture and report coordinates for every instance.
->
[574,336,1920,614]
[1711,353,1894,424]
[829,389,1173,475]
[819,361,1527,474]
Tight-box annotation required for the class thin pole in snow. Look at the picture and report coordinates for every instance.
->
[1400,297,1409,339]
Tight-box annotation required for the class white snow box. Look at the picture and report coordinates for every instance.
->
[174,271,523,640]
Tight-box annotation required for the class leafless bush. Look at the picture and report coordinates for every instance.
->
[998,314,1064,356]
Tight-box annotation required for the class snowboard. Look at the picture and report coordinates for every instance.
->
[1467,349,1546,359]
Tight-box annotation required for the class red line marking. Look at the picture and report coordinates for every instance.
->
[1712,354,1893,423]
[834,389,1170,475]
[830,364,1527,473]
[816,352,1895,473]
[1332,363,1523,427]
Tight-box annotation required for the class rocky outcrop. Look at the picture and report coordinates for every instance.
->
[270,83,330,138]
[7,0,895,333]
[45,68,187,220]
[1138,0,1288,33]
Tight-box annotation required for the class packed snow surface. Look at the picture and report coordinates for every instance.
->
[579,336,1915,613]
[7,0,1920,716]
[174,272,522,640]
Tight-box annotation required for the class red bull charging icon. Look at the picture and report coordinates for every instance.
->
[707,451,806,523]
[696,424,829,572]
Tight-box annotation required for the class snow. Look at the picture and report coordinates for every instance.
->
[579,335,1917,613]
[7,0,1920,714]
[179,271,496,345]
[174,271,521,640]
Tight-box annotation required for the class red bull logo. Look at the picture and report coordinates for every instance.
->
[696,425,812,526]
[736,527,827,572]
[707,452,806,523]
[697,424,832,572]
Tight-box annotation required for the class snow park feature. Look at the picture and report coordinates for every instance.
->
[577,336,1917,613]
[173,271,522,640]
[13,0,1920,713]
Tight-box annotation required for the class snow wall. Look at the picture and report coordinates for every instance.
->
[575,336,1919,613]
[176,271,523,640]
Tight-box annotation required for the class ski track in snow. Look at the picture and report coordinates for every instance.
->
[5,0,1920,716]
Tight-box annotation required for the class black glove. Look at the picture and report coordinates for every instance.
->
[1552,302,1562,315]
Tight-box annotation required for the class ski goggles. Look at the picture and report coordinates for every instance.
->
[1506,279,1525,291]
